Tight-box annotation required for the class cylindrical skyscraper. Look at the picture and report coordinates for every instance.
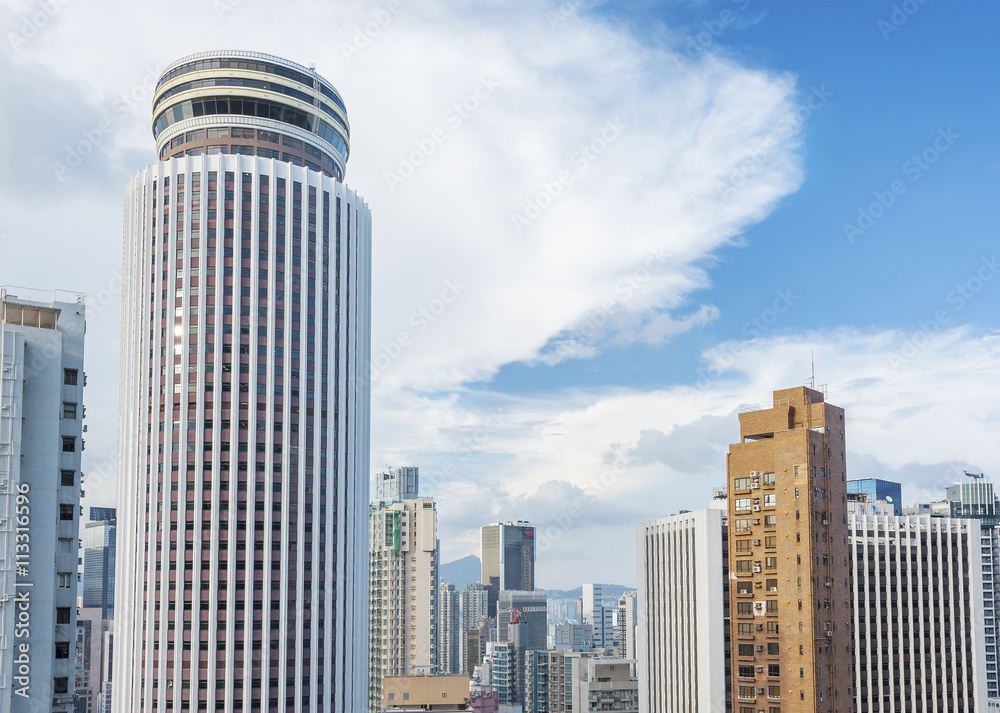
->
[114,51,371,713]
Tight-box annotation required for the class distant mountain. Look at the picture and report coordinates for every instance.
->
[440,555,482,590]
[541,584,634,601]
[437,558,632,603]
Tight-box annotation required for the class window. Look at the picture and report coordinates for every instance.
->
[61,437,75,452]
[55,642,70,659]
[60,470,74,486]
[63,369,78,385]
[738,623,754,635]
[738,664,755,678]
[735,539,752,552]
[767,685,780,698]
[734,477,752,491]
[764,515,777,527]
[765,536,776,548]
[766,578,778,591]
[54,678,69,694]
[765,557,777,570]
[761,472,775,486]
[766,621,779,635]
[738,686,756,700]
[767,642,779,656]
[764,494,776,507]
[768,664,780,677]
[387,695,394,702]
[57,573,72,588]
[735,498,752,512]
[737,602,753,615]
[56,607,71,624]
[59,504,75,521]
[402,694,409,701]
[737,581,753,594]
[766,599,778,613]
[735,518,751,532]
[62,402,77,419]
[736,560,753,573]
[738,644,755,657]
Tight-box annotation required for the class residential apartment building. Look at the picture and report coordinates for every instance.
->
[525,651,638,713]
[617,591,637,659]
[637,508,728,713]
[726,386,852,713]
[0,288,86,713]
[369,492,439,710]
[462,583,491,674]
[440,583,462,674]
[849,503,986,711]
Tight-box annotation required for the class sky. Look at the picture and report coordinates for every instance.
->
[0,0,997,588]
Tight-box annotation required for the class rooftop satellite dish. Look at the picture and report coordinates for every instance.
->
[885,496,894,503]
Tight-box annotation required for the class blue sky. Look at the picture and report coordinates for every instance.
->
[1,0,997,587]
[488,0,1000,395]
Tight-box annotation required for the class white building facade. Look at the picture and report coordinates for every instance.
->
[114,50,371,713]
[439,583,461,674]
[849,507,987,713]
[636,509,728,713]
[0,289,86,713]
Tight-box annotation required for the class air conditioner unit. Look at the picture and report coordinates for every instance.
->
[752,505,760,512]
[753,566,762,573]
[753,540,761,546]
[825,582,831,587]
[751,483,760,489]
[823,519,829,525]
[750,471,758,477]
[826,631,833,637]
[756,688,765,695]
[755,666,764,673]
[769,586,778,592]
[755,624,763,631]
[753,519,761,525]
[755,645,763,652]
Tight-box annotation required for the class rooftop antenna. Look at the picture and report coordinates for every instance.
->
[810,351,815,389]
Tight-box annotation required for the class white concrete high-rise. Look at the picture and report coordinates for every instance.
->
[849,504,987,712]
[368,494,439,711]
[114,51,371,713]
[636,508,728,713]
[0,288,86,713]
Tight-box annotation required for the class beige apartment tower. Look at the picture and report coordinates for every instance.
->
[726,387,853,713]
[368,491,439,712]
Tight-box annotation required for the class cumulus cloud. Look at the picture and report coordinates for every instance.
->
[386,326,1000,586]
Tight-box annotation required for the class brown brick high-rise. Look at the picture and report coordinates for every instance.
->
[726,387,853,713]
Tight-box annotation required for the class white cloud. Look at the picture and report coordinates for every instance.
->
[375,326,1000,587]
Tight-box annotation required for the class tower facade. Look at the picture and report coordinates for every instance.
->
[637,508,728,713]
[848,504,985,712]
[726,387,853,713]
[439,583,461,674]
[368,496,439,711]
[0,288,86,713]
[481,521,535,615]
[114,51,371,713]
